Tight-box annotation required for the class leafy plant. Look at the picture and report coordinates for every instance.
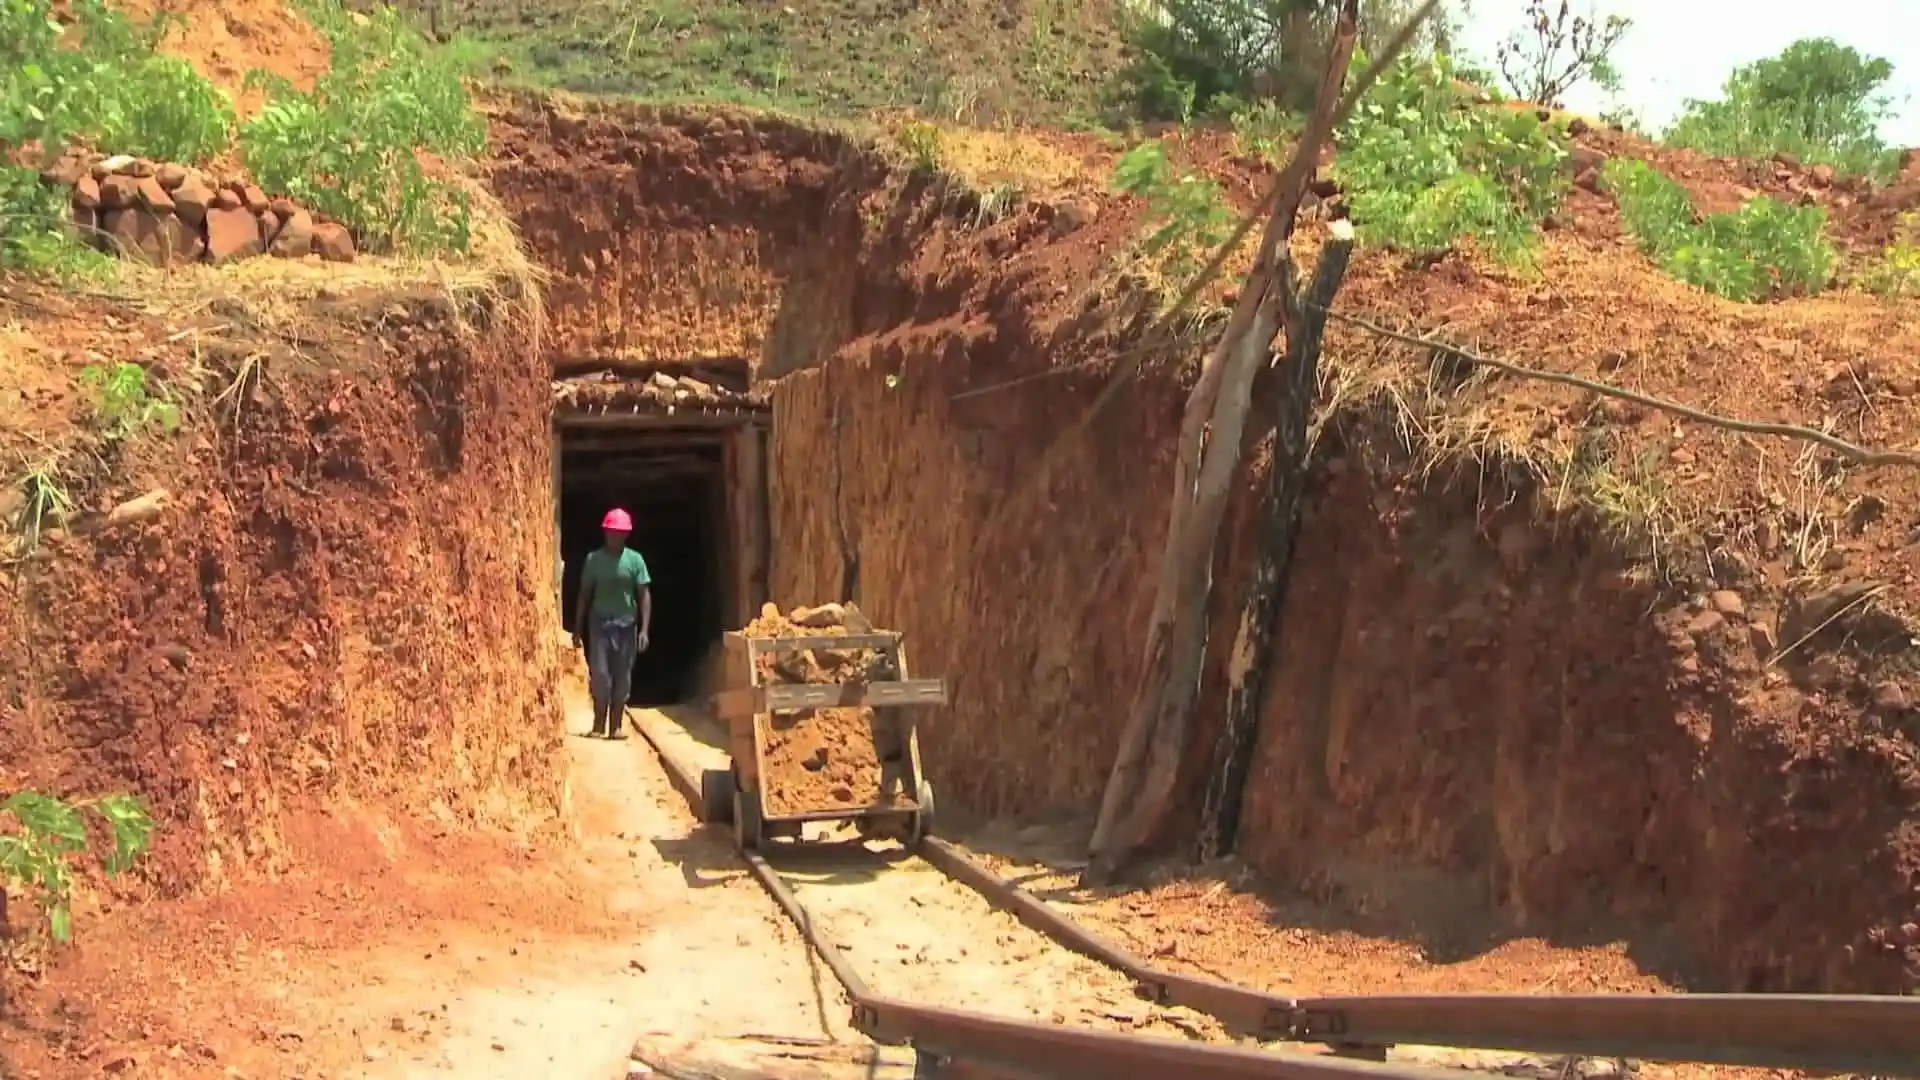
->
[1110,0,1467,120]
[1,791,154,944]
[241,2,485,253]
[79,361,181,440]
[1333,52,1569,264]
[1112,139,1239,291]
[897,121,943,173]
[1665,38,1899,182]
[10,460,74,554]
[1857,212,1920,299]
[1494,0,1631,106]
[1605,159,1836,301]
[1230,99,1298,164]
[0,0,231,271]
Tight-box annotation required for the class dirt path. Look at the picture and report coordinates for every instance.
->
[273,695,859,1079]
[630,707,1228,1041]
[3,688,854,1079]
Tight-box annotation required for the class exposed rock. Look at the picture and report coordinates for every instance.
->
[238,183,270,214]
[1685,610,1726,638]
[135,175,176,214]
[259,209,283,248]
[205,207,264,264]
[1871,681,1909,715]
[172,173,216,226]
[1708,590,1746,617]
[92,154,135,179]
[99,174,139,211]
[72,174,102,210]
[126,158,157,178]
[312,222,356,262]
[103,207,173,266]
[156,162,190,190]
[270,209,314,258]
[212,186,243,211]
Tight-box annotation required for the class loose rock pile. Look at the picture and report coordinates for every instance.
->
[45,152,357,267]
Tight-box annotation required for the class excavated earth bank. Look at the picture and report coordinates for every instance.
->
[0,284,565,900]
[491,95,1920,997]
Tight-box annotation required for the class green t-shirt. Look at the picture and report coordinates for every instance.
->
[580,547,651,621]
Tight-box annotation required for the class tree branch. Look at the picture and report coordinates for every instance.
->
[1313,306,1920,468]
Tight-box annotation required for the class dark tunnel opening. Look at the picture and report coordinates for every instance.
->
[557,423,731,707]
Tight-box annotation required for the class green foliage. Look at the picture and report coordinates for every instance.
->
[1604,158,1836,302]
[1857,212,1920,299]
[1665,38,1899,181]
[10,459,73,554]
[896,121,943,173]
[1230,99,1298,164]
[1112,139,1237,291]
[0,0,232,272]
[1333,53,1569,264]
[242,1,485,253]
[79,361,180,441]
[1,791,154,944]
[1111,0,1461,121]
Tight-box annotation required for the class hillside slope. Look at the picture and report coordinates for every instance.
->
[440,0,1133,126]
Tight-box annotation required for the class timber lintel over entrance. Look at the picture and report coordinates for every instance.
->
[552,366,769,425]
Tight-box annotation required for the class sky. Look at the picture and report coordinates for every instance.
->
[1451,0,1920,145]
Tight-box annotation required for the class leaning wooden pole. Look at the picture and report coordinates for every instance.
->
[1195,219,1355,862]
[1084,0,1364,885]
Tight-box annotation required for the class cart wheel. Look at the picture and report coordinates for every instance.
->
[909,780,936,846]
[700,768,736,826]
[732,789,763,851]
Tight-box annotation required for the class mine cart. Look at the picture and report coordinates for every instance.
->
[700,621,946,851]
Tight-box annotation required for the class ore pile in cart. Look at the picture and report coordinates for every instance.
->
[700,602,948,851]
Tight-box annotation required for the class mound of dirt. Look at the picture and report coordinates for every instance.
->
[111,0,331,116]
[743,602,906,818]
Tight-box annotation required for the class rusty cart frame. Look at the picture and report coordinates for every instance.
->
[699,629,947,850]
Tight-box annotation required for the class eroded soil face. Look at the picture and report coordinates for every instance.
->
[0,285,566,899]
[483,102,1920,994]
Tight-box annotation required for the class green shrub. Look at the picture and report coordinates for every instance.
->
[1664,38,1899,183]
[1,791,154,944]
[0,0,232,271]
[1604,158,1836,301]
[242,2,486,253]
[1230,99,1298,165]
[1856,212,1920,299]
[1112,139,1238,293]
[1333,53,1568,264]
[79,361,180,441]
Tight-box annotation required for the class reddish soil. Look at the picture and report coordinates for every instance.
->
[110,0,331,116]
[9,31,1920,1074]
[482,99,1920,994]
[743,605,898,817]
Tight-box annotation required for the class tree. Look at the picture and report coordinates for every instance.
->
[1494,0,1629,106]
[1084,0,1438,885]
[1116,0,1464,119]
[1666,38,1898,179]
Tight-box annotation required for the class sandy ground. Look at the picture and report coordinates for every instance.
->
[2,688,856,1079]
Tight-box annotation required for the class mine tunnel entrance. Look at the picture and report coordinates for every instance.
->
[553,363,769,707]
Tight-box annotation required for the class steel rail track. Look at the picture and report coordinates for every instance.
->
[631,708,1920,1079]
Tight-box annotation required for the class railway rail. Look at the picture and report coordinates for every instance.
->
[630,707,1920,1080]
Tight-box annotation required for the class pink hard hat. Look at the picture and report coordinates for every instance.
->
[601,508,633,532]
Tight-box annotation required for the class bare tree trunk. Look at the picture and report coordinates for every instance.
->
[1194,221,1354,862]
[1082,0,1439,886]
[1084,2,1363,885]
